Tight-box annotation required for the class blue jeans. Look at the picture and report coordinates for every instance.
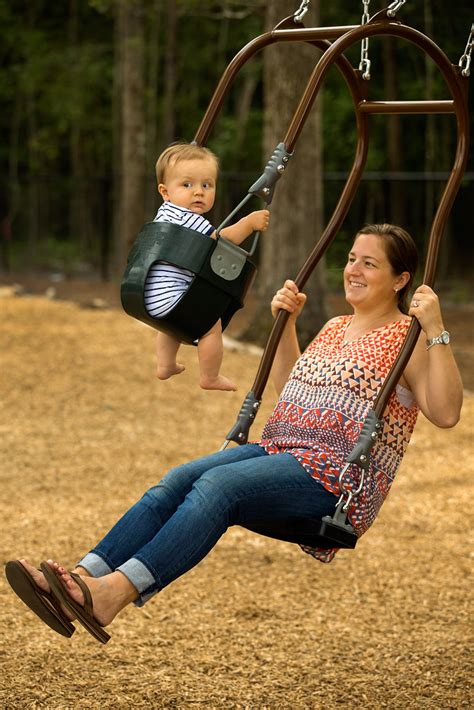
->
[78,445,337,605]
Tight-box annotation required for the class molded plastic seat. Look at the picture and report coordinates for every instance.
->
[120,221,257,344]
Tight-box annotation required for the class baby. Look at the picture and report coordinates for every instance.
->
[144,142,270,391]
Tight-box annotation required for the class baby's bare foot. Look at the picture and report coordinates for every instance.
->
[156,363,185,380]
[200,374,237,392]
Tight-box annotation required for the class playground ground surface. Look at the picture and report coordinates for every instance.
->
[0,278,472,709]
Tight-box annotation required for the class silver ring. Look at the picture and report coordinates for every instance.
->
[412,300,419,308]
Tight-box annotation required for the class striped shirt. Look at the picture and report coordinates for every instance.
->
[259,316,419,563]
[144,202,215,318]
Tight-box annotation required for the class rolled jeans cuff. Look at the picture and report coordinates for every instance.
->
[117,558,160,607]
[76,552,113,578]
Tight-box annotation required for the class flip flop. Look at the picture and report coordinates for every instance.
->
[5,560,75,638]
[40,562,111,644]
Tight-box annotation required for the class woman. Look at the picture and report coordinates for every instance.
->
[6,224,462,644]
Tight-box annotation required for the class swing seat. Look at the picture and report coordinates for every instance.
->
[120,221,257,344]
[248,517,357,549]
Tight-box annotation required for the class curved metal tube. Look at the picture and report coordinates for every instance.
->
[222,14,470,443]
[249,53,370,401]
[275,16,470,418]
[250,15,470,404]
[193,20,357,146]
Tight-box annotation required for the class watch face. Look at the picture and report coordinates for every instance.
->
[442,331,450,344]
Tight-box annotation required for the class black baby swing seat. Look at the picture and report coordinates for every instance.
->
[120,138,291,344]
[120,221,257,344]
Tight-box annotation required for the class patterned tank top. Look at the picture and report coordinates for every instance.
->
[259,315,419,563]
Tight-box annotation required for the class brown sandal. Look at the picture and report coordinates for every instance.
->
[5,560,75,638]
[41,562,110,644]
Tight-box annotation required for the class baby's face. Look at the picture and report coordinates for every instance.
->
[159,158,217,214]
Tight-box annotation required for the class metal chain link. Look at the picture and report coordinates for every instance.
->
[293,0,310,23]
[359,0,371,80]
[459,23,474,77]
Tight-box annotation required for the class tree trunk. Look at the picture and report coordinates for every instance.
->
[68,0,93,262]
[162,0,177,146]
[144,0,163,219]
[113,0,147,276]
[25,4,40,264]
[2,86,22,272]
[383,36,404,225]
[234,69,260,170]
[244,0,327,348]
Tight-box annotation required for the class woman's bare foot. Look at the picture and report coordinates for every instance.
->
[18,559,51,594]
[46,560,138,627]
[199,374,237,391]
[156,362,185,380]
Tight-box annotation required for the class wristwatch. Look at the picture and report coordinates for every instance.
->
[426,330,450,350]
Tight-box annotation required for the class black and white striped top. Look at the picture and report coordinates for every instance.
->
[144,202,215,318]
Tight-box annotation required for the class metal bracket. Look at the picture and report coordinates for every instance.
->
[220,390,261,448]
[345,410,383,470]
[319,498,358,548]
[248,143,293,204]
[210,238,248,281]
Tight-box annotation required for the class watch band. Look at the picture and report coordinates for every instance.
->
[426,330,450,349]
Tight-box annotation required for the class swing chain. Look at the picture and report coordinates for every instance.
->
[337,463,366,513]
[387,0,407,18]
[459,23,474,77]
[294,0,310,23]
[359,0,371,80]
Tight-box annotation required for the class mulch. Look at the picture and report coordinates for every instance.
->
[0,286,473,709]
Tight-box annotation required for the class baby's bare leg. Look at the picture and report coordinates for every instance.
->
[198,321,236,391]
[155,332,185,380]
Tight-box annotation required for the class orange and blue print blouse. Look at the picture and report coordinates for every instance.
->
[259,315,419,563]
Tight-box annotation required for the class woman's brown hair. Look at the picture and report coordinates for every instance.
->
[356,223,418,314]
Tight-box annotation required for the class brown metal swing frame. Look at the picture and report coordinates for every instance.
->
[195,6,470,548]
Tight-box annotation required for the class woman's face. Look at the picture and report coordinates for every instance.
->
[344,233,407,311]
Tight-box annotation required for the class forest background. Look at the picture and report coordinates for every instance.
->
[1,0,472,342]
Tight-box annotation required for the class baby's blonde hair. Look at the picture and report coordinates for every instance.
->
[155,142,219,184]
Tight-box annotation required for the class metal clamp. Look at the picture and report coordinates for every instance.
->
[387,0,407,18]
[294,0,310,24]
[337,411,383,511]
[459,23,474,77]
[220,390,261,448]
[247,143,293,205]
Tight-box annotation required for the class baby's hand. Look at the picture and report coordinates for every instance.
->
[250,209,270,232]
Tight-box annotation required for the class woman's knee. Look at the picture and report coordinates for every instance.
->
[191,466,243,515]
[143,463,192,506]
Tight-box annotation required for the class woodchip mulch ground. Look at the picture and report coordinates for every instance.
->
[0,290,472,709]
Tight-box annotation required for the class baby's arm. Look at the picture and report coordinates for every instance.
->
[218,209,270,245]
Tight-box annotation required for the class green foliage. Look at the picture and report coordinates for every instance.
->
[0,0,472,281]
[0,0,113,175]
[8,236,92,273]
